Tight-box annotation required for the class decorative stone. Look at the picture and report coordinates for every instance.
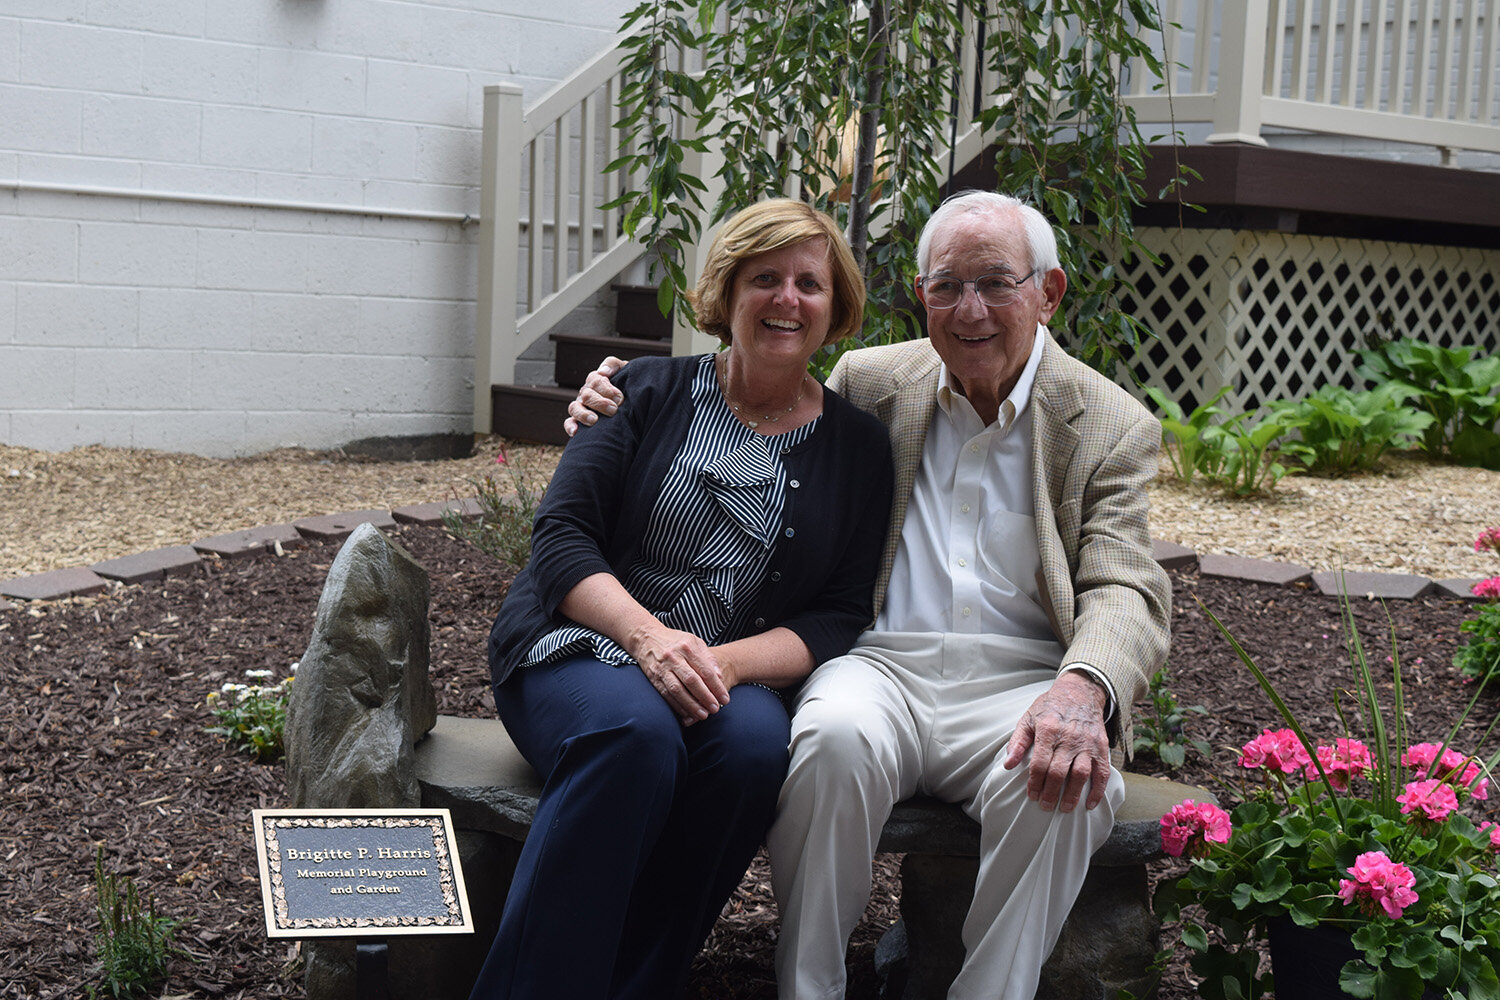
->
[286,522,438,811]
[1152,538,1197,571]
[286,523,439,1000]
[1199,553,1313,586]
[292,509,398,542]
[193,524,305,560]
[0,567,108,601]
[1310,570,1433,599]
[91,545,201,584]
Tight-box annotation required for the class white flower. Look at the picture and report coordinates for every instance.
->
[244,669,274,679]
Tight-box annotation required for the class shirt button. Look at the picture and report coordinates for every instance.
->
[961,503,971,514]
[781,447,790,455]
[770,571,782,582]
[789,479,800,488]
[754,617,766,629]
[784,528,795,538]
[961,607,972,617]
[969,443,979,453]
[957,558,967,567]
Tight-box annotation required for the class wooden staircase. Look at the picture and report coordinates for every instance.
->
[489,285,672,445]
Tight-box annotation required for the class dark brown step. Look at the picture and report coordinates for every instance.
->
[612,284,673,339]
[489,385,574,446]
[550,332,671,388]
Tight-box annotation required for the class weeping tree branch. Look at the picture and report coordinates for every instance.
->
[607,0,1182,378]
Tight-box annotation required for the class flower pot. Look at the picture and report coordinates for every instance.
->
[1268,918,1439,1000]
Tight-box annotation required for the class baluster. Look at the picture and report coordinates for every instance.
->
[1435,0,1458,117]
[579,93,597,272]
[1413,0,1435,115]
[601,75,617,245]
[527,123,544,310]
[1452,0,1478,121]
[1365,0,1389,111]
[1291,1,1314,99]
[1193,0,1214,94]
[1389,0,1414,111]
[552,110,569,295]
[1341,0,1364,106]
[1267,0,1290,97]
[1480,0,1498,122]
[1316,0,1338,102]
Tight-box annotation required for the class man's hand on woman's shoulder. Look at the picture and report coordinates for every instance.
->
[563,356,630,437]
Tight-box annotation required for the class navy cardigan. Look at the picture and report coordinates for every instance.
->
[488,354,894,689]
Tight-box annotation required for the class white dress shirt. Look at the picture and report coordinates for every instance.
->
[874,325,1117,712]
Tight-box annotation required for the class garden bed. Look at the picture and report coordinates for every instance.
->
[2,522,1494,999]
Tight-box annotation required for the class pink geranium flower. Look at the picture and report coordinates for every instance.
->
[1305,738,1373,791]
[1160,800,1233,859]
[1479,822,1500,853]
[1473,577,1500,599]
[1474,527,1500,554]
[1403,743,1490,800]
[1398,778,1460,822]
[1337,850,1419,919]
[1239,728,1312,774]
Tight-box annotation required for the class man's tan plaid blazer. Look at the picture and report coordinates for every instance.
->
[826,333,1171,751]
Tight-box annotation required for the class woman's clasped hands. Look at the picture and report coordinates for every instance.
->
[625,621,734,726]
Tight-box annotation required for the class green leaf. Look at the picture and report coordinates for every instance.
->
[1182,922,1209,951]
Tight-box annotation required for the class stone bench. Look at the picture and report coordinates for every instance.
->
[415,714,1209,1000]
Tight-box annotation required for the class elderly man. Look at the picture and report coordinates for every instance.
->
[567,190,1170,1000]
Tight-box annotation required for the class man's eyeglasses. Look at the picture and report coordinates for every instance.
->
[919,270,1036,309]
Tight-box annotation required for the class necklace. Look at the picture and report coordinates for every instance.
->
[716,354,809,429]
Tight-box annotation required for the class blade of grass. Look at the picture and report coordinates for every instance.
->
[1198,597,1346,826]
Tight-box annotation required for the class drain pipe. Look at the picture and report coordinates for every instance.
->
[0,177,478,226]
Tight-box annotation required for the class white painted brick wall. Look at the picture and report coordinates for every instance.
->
[1,0,628,456]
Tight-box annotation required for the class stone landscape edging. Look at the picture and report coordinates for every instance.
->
[0,508,1485,609]
[0,498,482,607]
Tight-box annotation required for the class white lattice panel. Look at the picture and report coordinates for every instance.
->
[1108,227,1500,415]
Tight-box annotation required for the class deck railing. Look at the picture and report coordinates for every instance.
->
[1125,0,1500,156]
[475,0,1500,431]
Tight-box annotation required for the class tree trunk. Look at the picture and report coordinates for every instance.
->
[847,0,887,272]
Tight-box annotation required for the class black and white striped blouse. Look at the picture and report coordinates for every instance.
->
[520,354,821,670]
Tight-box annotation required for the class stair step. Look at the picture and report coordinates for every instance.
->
[612,284,673,339]
[489,385,574,446]
[551,333,671,388]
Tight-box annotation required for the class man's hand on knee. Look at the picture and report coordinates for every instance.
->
[1002,672,1111,813]
[563,357,629,437]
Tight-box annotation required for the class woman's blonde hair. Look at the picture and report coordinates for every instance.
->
[690,198,865,347]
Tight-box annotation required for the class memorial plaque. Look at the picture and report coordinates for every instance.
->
[252,808,473,938]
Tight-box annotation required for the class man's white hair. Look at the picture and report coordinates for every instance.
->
[915,190,1061,283]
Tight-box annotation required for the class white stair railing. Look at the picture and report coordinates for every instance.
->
[474,43,648,433]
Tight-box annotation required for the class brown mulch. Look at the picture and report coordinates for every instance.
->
[2,524,1496,999]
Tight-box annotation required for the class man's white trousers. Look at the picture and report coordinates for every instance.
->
[768,631,1124,1000]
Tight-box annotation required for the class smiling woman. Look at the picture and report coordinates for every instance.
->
[467,198,896,1000]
